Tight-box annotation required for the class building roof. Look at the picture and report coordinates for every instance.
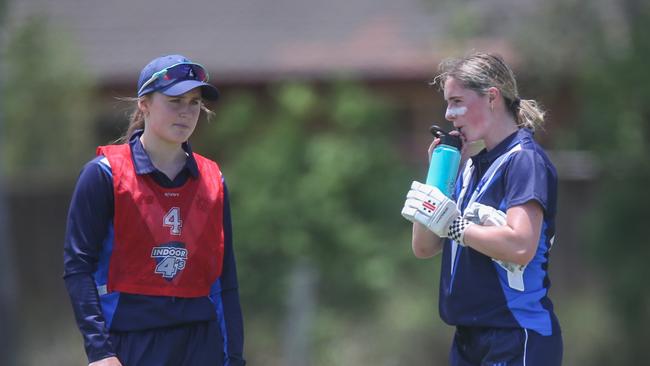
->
[5,0,519,84]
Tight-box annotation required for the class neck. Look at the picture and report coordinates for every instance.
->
[139,132,187,180]
[483,115,518,151]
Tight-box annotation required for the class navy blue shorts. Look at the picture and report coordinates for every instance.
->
[449,326,563,366]
[110,320,224,366]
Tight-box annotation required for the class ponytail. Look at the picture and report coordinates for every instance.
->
[516,99,545,131]
[119,108,145,143]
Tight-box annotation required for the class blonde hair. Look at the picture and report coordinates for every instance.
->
[432,52,545,131]
[115,94,215,144]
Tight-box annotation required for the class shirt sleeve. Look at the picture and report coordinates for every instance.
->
[503,150,551,213]
[63,156,117,362]
[210,180,246,366]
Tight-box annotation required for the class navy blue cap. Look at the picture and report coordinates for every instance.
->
[137,54,219,101]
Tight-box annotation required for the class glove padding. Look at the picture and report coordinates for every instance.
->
[464,202,507,226]
[401,181,460,238]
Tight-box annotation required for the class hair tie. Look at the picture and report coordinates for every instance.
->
[511,97,521,109]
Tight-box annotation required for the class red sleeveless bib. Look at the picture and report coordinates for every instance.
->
[97,144,224,297]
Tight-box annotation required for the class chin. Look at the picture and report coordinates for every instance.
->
[163,135,190,146]
[460,133,474,143]
[466,140,486,154]
[172,130,194,141]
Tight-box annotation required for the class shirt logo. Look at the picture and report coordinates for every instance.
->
[151,242,187,280]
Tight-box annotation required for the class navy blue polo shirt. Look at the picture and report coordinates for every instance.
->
[439,128,560,336]
[63,131,245,364]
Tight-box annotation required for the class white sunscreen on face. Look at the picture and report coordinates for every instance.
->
[445,106,467,119]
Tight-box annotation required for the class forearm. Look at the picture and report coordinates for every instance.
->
[449,201,544,265]
[412,222,443,258]
[64,273,116,363]
[462,224,534,266]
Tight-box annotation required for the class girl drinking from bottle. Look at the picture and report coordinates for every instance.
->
[401,52,562,366]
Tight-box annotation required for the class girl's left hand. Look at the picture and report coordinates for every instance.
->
[427,137,442,163]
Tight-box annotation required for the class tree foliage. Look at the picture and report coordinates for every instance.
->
[192,81,417,322]
[2,15,96,179]
[568,2,650,363]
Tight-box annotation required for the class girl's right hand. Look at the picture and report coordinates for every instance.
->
[89,356,122,366]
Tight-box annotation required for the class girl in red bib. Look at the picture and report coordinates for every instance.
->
[64,55,246,366]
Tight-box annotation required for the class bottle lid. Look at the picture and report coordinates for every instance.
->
[440,134,462,150]
[430,124,462,150]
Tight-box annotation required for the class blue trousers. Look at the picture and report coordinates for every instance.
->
[110,320,224,366]
[449,326,563,366]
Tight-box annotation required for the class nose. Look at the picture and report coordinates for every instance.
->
[445,106,467,122]
[178,102,194,118]
[445,108,454,122]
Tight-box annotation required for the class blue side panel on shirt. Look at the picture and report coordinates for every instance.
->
[96,223,121,329]
[494,182,553,335]
[210,279,228,357]
[93,158,121,329]
[99,292,121,329]
[94,223,113,287]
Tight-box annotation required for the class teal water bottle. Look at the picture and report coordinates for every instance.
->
[425,125,462,196]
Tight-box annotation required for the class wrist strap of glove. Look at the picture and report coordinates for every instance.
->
[447,216,471,246]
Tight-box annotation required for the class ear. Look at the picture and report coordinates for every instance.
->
[487,87,501,103]
[138,97,150,116]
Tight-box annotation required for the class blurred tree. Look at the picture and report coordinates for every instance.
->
[0,0,18,364]
[1,15,96,179]
[192,80,417,361]
[1,13,97,365]
[567,1,650,364]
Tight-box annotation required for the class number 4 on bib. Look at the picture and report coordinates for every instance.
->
[155,256,180,278]
[163,207,182,235]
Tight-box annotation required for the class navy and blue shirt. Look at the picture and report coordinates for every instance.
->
[63,131,245,364]
[439,128,560,336]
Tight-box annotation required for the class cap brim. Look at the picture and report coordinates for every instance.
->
[161,80,220,101]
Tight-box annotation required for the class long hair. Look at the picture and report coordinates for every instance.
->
[433,52,545,131]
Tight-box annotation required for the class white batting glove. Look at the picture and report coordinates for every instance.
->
[464,202,507,226]
[401,181,461,238]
